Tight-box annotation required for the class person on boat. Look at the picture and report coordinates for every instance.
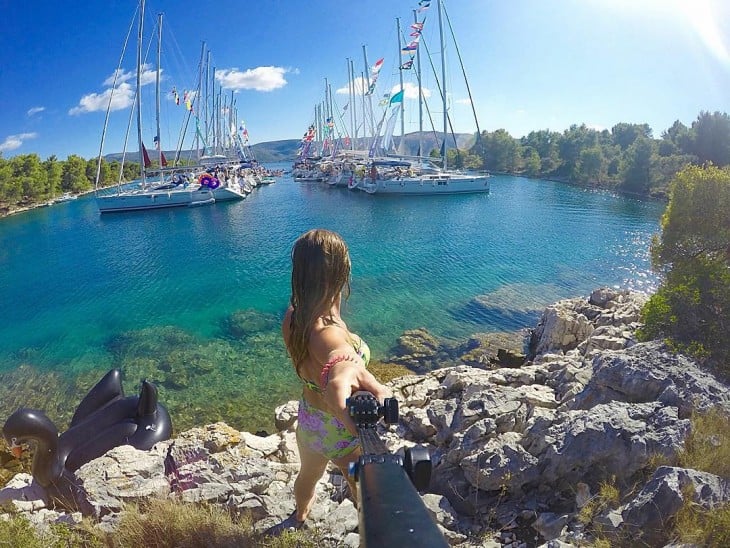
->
[266,228,392,536]
[369,164,378,180]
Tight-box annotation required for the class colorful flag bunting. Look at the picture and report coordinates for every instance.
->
[400,59,414,70]
[402,36,420,54]
[371,58,384,74]
[402,41,419,54]
[411,22,424,31]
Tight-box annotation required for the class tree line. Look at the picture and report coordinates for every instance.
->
[0,153,200,213]
[448,110,730,198]
[0,155,142,211]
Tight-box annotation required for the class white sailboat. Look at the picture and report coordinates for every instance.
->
[94,3,219,213]
[360,0,490,196]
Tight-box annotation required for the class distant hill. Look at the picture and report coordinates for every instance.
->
[103,132,477,164]
[251,131,477,161]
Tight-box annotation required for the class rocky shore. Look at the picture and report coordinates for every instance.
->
[1,288,729,547]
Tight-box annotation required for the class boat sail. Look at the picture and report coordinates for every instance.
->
[94,2,221,213]
[360,0,490,195]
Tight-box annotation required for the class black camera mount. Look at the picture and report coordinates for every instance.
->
[346,391,447,547]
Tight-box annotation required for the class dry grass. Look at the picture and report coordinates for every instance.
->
[96,498,326,547]
[0,514,102,547]
[91,498,253,547]
[577,477,621,527]
[597,479,620,508]
[673,486,730,547]
[0,498,331,548]
[677,406,730,478]
[669,407,730,546]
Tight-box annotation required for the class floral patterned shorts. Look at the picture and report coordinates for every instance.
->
[296,399,359,460]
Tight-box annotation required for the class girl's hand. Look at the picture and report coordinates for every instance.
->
[324,363,392,436]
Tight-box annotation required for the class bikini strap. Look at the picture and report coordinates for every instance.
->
[320,354,360,391]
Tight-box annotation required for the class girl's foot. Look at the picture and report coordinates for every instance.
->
[262,511,306,537]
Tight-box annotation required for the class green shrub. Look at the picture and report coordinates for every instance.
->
[640,164,730,381]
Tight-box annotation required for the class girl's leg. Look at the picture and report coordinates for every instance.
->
[294,434,329,522]
[333,446,362,507]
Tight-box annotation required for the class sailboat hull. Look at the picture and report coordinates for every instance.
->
[211,185,246,201]
[96,188,215,213]
[362,174,490,195]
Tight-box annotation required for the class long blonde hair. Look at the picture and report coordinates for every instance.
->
[287,229,351,376]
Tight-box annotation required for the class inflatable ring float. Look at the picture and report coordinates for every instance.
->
[198,173,221,189]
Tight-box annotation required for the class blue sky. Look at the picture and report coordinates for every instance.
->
[1,0,728,160]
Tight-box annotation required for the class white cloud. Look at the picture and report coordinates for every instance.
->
[138,64,160,86]
[336,77,368,95]
[0,133,38,153]
[395,81,431,100]
[27,106,45,117]
[215,66,288,92]
[455,98,472,106]
[69,82,135,115]
[103,68,133,86]
[71,65,159,115]
[336,80,431,99]
[102,64,159,87]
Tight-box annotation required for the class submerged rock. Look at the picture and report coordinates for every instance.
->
[221,309,280,340]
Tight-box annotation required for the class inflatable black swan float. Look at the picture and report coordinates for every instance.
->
[2,369,172,509]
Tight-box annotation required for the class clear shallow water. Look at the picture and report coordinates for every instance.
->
[0,169,664,431]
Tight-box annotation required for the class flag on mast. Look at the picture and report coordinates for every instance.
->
[141,143,152,168]
[389,89,405,105]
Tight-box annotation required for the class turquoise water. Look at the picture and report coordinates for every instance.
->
[0,169,664,431]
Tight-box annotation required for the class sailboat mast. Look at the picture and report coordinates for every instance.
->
[438,0,448,170]
[362,45,375,148]
[324,78,330,156]
[346,59,354,149]
[205,51,210,156]
[94,2,137,193]
[230,90,235,158]
[414,9,423,158]
[180,42,205,166]
[217,85,223,155]
[136,0,146,186]
[360,70,366,149]
[396,17,405,151]
[155,12,163,181]
[351,59,359,144]
[328,82,336,155]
